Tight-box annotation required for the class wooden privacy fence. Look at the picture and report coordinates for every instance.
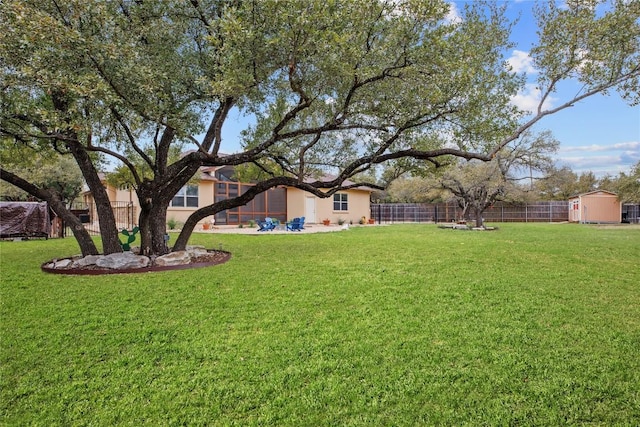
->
[370,201,570,224]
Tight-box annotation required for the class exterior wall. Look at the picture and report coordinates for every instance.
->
[286,188,309,221]
[287,188,371,224]
[96,178,371,227]
[569,192,621,223]
[89,182,215,230]
[113,187,138,205]
[581,192,621,223]
[166,180,215,229]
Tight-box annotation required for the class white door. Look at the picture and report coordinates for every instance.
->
[305,196,316,223]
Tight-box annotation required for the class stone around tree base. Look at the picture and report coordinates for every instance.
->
[155,251,191,266]
[96,252,150,269]
[438,224,498,231]
[41,250,231,275]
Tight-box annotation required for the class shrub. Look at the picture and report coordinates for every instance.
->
[167,217,178,230]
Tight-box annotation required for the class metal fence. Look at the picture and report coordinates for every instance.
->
[52,200,639,237]
[484,202,569,223]
[62,201,136,236]
[371,201,640,224]
[371,201,570,224]
[622,204,640,223]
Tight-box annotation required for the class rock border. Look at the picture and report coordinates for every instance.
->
[437,224,498,231]
[41,247,231,275]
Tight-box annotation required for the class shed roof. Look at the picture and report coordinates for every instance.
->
[569,190,618,199]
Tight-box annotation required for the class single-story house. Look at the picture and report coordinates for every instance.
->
[84,167,374,228]
[568,190,621,223]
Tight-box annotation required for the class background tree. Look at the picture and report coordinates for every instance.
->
[533,166,579,200]
[1,0,638,257]
[575,171,599,195]
[533,167,600,200]
[0,137,100,254]
[615,161,640,203]
[385,176,445,203]
[441,160,510,226]
[383,130,558,225]
[0,150,84,207]
[437,130,558,227]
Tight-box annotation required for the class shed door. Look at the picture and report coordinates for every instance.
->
[305,196,316,223]
[570,200,580,222]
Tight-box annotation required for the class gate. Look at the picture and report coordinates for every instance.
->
[63,201,135,236]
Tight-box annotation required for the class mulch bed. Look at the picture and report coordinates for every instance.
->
[41,250,231,275]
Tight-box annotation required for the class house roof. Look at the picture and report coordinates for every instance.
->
[304,174,375,192]
[199,169,375,192]
[199,173,217,181]
[95,167,375,192]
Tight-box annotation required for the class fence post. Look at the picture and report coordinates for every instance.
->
[129,202,134,228]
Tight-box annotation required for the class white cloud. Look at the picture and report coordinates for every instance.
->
[510,83,557,113]
[560,141,640,153]
[507,50,537,74]
[558,1,598,12]
[557,148,640,176]
[559,154,634,167]
[556,140,639,176]
[445,2,462,24]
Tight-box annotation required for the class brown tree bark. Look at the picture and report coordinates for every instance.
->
[65,140,123,254]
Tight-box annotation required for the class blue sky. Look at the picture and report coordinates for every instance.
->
[487,0,639,177]
[219,1,639,178]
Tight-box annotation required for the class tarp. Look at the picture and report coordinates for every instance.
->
[0,202,50,238]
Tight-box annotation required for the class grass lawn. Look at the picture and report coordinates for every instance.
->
[1,223,639,425]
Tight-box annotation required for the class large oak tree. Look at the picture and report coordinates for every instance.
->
[1,0,638,256]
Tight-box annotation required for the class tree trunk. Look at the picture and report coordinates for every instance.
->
[474,207,484,228]
[58,202,100,256]
[149,203,169,255]
[460,202,471,223]
[66,140,122,254]
[174,209,209,251]
[137,199,170,256]
[137,204,153,256]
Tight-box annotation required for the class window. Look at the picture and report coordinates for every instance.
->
[333,193,348,211]
[171,185,198,207]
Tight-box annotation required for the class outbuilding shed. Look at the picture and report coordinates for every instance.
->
[568,190,621,224]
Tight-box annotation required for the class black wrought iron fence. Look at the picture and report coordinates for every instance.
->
[63,201,136,236]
